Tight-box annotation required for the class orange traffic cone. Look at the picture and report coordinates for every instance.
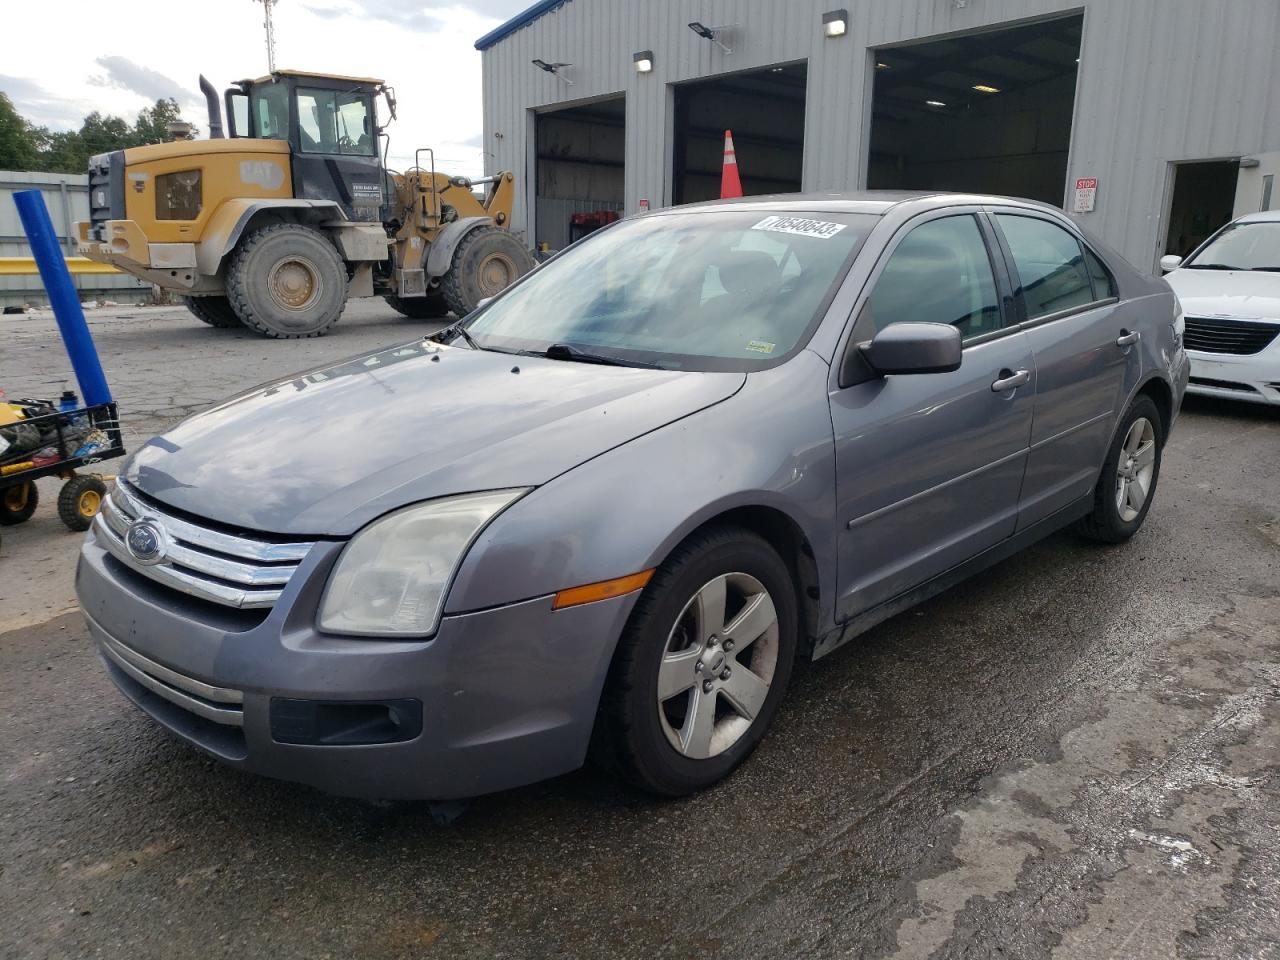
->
[720,130,743,199]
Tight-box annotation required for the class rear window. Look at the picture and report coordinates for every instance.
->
[996,214,1094,319]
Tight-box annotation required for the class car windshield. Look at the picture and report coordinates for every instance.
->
[463,210,877,370]
[1185,221,1280,271]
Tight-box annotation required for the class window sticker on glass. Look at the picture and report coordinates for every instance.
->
[751,216,848,240]
[745,340,776,354]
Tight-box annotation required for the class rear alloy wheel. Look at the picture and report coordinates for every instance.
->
[594,526,798,796]
[227,223,348,338]
[440,227,535,317]
[182,295,243,329]
[1077,394,1163,543]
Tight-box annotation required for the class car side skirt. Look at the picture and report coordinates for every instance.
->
[812,493,1094,660]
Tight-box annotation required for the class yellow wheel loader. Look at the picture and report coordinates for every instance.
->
[76,71,534,338]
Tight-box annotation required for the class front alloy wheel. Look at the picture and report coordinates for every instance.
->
[658,573,780,759]
[594,526,798,796]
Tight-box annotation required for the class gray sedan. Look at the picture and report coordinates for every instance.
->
[77,193,1189,799]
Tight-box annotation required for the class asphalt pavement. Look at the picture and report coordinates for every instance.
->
[0,302,1277,959]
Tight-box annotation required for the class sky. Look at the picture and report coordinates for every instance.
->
[1,0,533,177]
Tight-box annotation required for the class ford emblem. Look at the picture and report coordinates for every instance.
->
[125,520,166,566]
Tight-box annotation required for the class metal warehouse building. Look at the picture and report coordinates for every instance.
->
[477,0,1280,272]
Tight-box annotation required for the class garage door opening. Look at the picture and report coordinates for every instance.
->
[1163,160,1240,259]
[868,15,1083,205]
[534,94,625,251]
[673,62,807,205]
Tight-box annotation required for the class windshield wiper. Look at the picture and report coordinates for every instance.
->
[1250,266,1280,272]
[1184,263,1243,270]
[436,321,482,350]
[540,342,664,369]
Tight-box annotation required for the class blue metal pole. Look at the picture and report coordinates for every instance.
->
[13,189,113,406]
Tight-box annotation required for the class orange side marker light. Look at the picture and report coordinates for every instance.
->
[552,569,655,610]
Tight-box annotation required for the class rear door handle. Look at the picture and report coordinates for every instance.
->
[1116,330,1140,347]
[991,369,1031,393]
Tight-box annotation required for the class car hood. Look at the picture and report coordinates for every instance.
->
[1166,268,1280,321]
[125,341,745,535]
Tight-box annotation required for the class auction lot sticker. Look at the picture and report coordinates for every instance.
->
[752,216,847,239]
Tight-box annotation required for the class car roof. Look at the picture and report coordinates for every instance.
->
[659,190,1071,218]
[1234,210,1280,224]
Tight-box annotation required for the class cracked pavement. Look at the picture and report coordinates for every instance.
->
[1,303,1278,959]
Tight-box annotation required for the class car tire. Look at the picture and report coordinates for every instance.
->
[0,481,38,525]
[384,292,450,320]
[439,227,535,318]
[182,295,243,329]
[1076,394,1164,544]
[593,525,798,796]
[227,224,348,339]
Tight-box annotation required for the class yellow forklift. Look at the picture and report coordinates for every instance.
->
[77,71,533,338]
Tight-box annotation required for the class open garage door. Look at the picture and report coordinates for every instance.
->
[535,95,625,252]
[868,15,1083,206]
[673,63,807,205]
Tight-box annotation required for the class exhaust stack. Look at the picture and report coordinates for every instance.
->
[199,75,225,139]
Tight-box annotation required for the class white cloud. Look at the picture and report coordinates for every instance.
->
[90,57,193,108]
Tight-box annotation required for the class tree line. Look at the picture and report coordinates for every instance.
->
[0,92,198,174]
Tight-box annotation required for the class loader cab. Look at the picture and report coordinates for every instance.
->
[225,71,387,222]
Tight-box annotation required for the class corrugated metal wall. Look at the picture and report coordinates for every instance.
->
[0,170,150,309]
[481,0,1280,272]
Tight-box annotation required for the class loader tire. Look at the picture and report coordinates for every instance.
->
[182,295,243,329]
[227,223,347,339]
[384,292,450,320]
[440,227,534,318]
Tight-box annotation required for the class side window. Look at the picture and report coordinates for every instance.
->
[1083,246,1117,299]
[996,214,1094,319]
[867,215,1001,338]
[251,83,289,140]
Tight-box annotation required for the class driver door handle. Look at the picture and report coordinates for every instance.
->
[991,369,1031,393]
[1116,330,1140,347]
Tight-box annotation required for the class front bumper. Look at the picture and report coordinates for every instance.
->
[76,528,638,800]
[1185,346,1280,406]
[76,220,203,291]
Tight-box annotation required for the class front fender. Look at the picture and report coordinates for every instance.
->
[445,352,840,634]
[195,199,345,275]
[424,217,492,278]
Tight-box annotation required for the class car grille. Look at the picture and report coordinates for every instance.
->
[94,480,316,610]
[86,151,124,240]
[1183,316,1280,355]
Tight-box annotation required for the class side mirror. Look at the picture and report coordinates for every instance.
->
[1160,254,1183,273]
[859,322,962,377]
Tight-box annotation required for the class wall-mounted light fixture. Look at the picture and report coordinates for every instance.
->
[688,21,733,54]
[531,58,574,85]
[972,84,1000,94]
[925,99,947,108]
[823,10,848,37]
[633,50,654,73]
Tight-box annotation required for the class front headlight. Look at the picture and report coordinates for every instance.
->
[318,489,528,637]
[1173,300,1185,341]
